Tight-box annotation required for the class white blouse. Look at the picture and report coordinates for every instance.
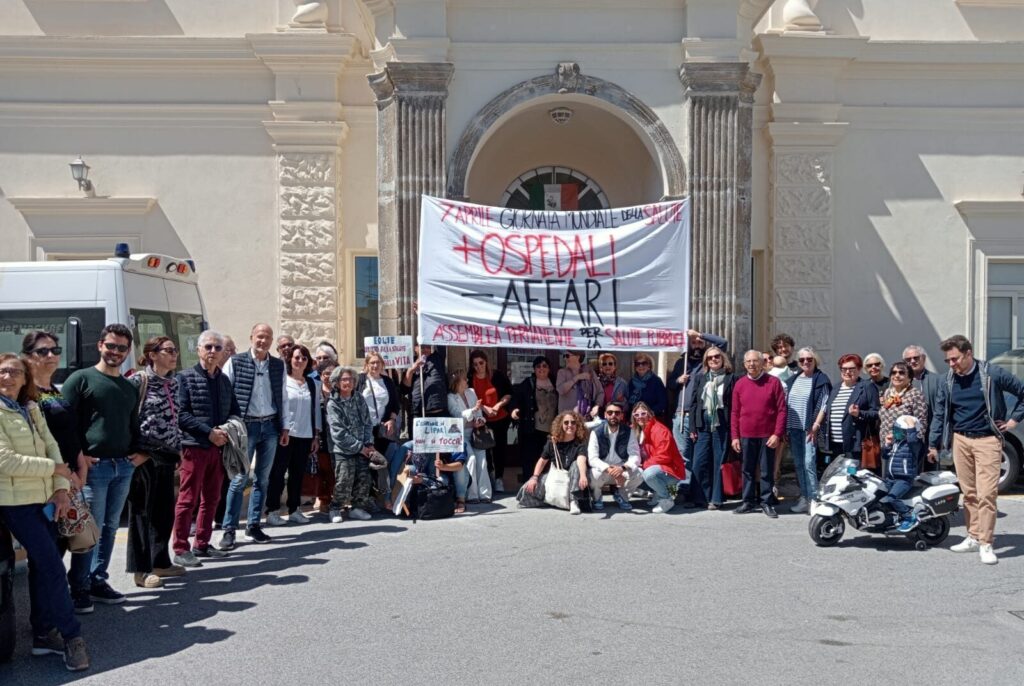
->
[285,376,322,439]
[361,376,391,425]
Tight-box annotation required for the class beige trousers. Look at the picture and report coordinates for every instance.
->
[951,433,1002,545]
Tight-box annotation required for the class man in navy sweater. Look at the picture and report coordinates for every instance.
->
[928,335,1024,565]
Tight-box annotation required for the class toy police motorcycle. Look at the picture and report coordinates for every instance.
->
[808,457,960,550]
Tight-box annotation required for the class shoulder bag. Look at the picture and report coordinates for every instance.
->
[542,442,572,510]
[470,424,496,450]
[368,378,400,442]
[57,487,99,554]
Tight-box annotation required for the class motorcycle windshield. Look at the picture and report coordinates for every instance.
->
[818,457,859,496]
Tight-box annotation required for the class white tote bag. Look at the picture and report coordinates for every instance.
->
[542,442,571,510]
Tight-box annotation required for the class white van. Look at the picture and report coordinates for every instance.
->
[0,243,208,380]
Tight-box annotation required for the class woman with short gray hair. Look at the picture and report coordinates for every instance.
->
[783,346,832,513]
[325,366,374,523]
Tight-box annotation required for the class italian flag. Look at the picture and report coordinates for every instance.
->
[529,184,579,211]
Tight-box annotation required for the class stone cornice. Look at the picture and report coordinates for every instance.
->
[263,121,349,153]
[766,122,849,148]
[451,42,683,69]
[0,102,271,128]
[368,62,454,103]
[7,197,156,216]
[680,62,762,101]
[248,32,359,75]
[956,200,1024,218]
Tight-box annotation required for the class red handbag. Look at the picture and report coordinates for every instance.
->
[721,460,743,498]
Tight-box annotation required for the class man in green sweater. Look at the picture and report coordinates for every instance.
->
[62,323,144,613]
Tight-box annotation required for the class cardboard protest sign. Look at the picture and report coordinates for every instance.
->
[412,417,465,453]
[363,335,414,367]
[417,197,690,351]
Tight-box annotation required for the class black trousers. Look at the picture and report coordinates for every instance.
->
[488,417,512,483]
[518,428,550,482]
[126,456,177,573]
[267,436,314,514]
[740,437,776,506]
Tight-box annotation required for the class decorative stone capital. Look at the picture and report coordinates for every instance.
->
[368,62,454,105]
[679,62,762,102]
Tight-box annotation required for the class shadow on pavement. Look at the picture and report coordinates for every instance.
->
[0,523,406,683]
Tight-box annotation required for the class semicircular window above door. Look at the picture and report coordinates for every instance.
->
[500,166,609,211]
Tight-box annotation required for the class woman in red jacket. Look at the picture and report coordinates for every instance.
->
[632,401,687,514]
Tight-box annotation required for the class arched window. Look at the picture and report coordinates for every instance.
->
[500,166,609,211]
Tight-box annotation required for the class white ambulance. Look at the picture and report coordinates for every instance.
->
[0,244,208,380]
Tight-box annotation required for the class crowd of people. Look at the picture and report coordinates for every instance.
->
[2,324,1023,672]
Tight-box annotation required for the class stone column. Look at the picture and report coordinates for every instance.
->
[368,62,454,337]
[679,62,761,354]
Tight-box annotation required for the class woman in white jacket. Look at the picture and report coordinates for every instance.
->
[447,371,491,504]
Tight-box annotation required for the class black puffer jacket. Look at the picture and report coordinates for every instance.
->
[177,364,241,448]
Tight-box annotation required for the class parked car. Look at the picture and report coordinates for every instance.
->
[0,520,14,663]
[990,348,1024,494]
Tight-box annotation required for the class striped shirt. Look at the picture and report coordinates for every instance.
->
[830,385,855,441]
[786,374,814,430]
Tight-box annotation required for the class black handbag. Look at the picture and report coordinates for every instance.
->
[470,425,496,450]
[403,477,455,522]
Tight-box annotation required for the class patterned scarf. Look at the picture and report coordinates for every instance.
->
[628,370,654,406]
[702,370,726,430]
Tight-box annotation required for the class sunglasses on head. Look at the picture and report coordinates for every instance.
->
[102,342,130,353]
[31,346,62,357]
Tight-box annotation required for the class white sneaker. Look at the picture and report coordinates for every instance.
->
[652,498,675,514]
[789,497,809,514]
[569,501,581,515]
[950,537,979,553]
[287,511,306,524]
[979,544,998,565]
[266,512,287,527]
[494,478,505,493]
[329,509,343,524]
[348,507,372,521]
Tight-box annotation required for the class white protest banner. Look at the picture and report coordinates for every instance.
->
[412,417,465,453]
[363,335,414,368]
[417,197,690,351]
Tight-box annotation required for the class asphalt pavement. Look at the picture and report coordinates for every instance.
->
[4,489,1024,685]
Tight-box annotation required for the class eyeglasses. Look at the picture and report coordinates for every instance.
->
[339,376,355,383]
[890,370,907,377]
[600,362,616,367]
[157,347,179,355]
[605,410,622,416]
[31,346,62,357]
[102,342,130,353]
[744,359,761,365]
[865,362,882,368]
[632,411,650,418]
[903,355,922,363]
[706,354,722,361]
[562,420,578,426]
[798,357,814,363]
[0,367,25,378]
[944,355,962,366]
[634,361,650,367]
[840,366,859,373]
[203,344,224,352]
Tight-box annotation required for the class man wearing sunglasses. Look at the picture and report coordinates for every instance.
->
[902,344,940,432]
[61,323,145,612]
[585,402,643,510]
[928,335,1024,565]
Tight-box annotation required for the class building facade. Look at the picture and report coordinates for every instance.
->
[1,0,1022,369]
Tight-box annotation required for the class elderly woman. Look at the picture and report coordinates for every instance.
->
[628,353,668,420]
[556,351,601,418]
[468,350,512,492]
[448,370,490,505]
[596,353,629,415]
[825,354,880,464]
[266,344,321,527]
[687,347,738,510]
[523,410,590,515]
[126,336,185,585]
[511,356,558,486]
[326,366,375,524]
[864,353,889,395]
[783,347,832,513]
[0,353,89,670]
[356,351,402,481]
[309,358,338,514]
[633,401,686,514]
[879,361,928,447]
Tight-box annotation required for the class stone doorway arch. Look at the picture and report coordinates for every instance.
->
[446,63,686,201]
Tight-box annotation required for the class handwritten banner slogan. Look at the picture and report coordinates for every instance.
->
[417,197,691,351]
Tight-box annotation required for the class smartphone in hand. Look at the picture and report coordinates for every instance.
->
[43,502,57,521]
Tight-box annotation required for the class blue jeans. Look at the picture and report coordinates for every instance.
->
[788,429,818,500]
[882,477,914,515]
[692,424,729,505]
[672,414,694,474]
[222,419,278,531]
[68,457,135,591]
[425,454,471,499]
[0,505,81,639]
[642,465,680,500]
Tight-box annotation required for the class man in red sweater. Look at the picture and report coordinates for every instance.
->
[730,350,787,518]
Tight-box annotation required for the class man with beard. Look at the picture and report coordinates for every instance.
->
[585,401,643,510]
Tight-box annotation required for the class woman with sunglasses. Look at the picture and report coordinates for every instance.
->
[596,353,629,415]
[0,353,89,670]
[782,347,832,513]
[632,401,686,514]
[864,353,889,395]
[686,347,739,510]
[21,332,84,492]
[879,362,928,451]
[125,336,184,585]
[511,356,558,486]
[824,354,880,466]
[468,350,513,493]
[628,353,668,421]
[523,410,590,515]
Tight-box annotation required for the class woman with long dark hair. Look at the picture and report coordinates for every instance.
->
[467,350,512,493]
[511,356,558,487]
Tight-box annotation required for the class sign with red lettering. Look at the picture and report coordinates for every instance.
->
[417,197,690,351]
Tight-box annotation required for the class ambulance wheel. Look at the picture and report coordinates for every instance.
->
[917,517,950,547]
[809,515,844,547]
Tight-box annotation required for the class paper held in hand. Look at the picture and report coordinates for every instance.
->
[413,417,465,453]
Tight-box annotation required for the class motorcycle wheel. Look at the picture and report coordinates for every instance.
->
[809,514,845,547]
[916,517,951,547]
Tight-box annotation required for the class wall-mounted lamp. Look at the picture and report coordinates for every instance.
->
[69,156,96,197]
